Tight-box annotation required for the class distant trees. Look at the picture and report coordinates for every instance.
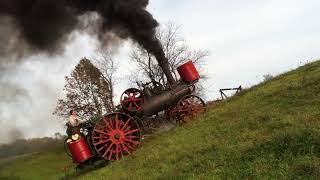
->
[53,58,114,120]
[130,22,209,86]
[0,135,65,159]
[54,132,63,139]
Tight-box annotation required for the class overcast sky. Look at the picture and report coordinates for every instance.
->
[0,0,319,143]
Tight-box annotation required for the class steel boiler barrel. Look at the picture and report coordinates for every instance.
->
[139,82,193,117]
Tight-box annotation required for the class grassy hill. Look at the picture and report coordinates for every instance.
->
[1,60,320,179]
[0,148,73,180]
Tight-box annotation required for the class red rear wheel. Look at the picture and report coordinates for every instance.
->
[177,95,206,124]
[92,113,141,161]
[120,88,144,112]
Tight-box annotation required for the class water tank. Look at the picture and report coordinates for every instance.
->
[67,135,93,164]
[177,60,200,83]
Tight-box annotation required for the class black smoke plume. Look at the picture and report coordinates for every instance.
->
[0,0,175,143]
[0,0,165,61]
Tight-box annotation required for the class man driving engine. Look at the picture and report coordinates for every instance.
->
[66,110,86,136]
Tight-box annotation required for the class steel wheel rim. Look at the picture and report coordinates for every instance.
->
[92,113,141,161]
[177,95,206,124]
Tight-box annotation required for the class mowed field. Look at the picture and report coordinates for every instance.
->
[1,60,320,179]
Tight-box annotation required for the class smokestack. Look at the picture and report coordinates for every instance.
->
[0,0,175,84]
[157,57,176,85]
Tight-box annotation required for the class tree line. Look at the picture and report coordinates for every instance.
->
[0,133,65,159]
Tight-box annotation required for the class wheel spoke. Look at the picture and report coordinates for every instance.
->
[103,143,113,158]
[134,98,143,102]
[93,139,111,146]
[106,121,114,131]
[92,135,109,139]
[108,146,114,160]
[120,143,131,154]
[94,129,109,136]
[125,135,139,139]
[103,117,108,126]
[124,128,139,135]
[133,102,140,109]
[195,106,205,113]
[123,142,135,150]
[117,144,124,159]
[97,145,105,153]
[110,118,115,129]
[124,138,140,145]
[121,118,131,131]
[116,144,119,160]
[128,103,133,111]
[115,113,119,130]
[117,120,124,131]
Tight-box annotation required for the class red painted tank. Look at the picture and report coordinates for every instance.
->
[67,136,93,164]
[177,60,200,83]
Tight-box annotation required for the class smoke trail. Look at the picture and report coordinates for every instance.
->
[0,0,173,142]
[0,0,164,60]
[0,73,29,143]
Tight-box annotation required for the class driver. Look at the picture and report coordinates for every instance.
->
[66,110,86,137]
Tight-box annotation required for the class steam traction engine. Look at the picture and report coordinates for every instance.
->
[66,59,206,164]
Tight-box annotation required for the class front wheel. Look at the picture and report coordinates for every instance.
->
[91,113,142,161]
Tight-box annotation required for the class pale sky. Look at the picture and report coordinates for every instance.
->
[1,0,320,143]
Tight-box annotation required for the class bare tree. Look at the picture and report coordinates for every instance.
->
[130,22,209,87]
[92,49,118,111]
[263,73,274,82]
[53,58,113,120]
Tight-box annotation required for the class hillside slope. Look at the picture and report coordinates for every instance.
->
[0,60,320,179]
[0,148,73,180]
[80,60,320,179]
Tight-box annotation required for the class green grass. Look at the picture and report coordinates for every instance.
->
[78,60,320,179]
[1,60,320,179]
[0,148,74,180]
